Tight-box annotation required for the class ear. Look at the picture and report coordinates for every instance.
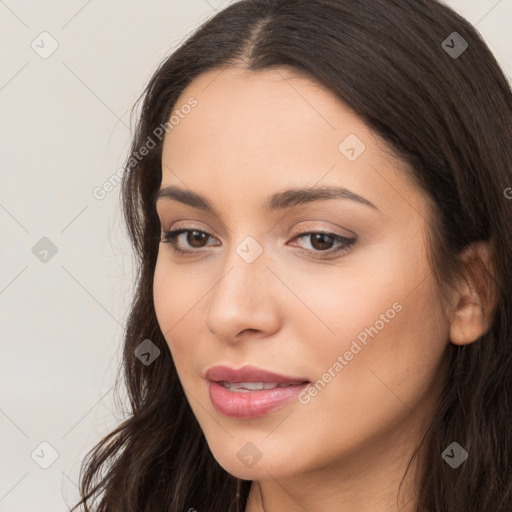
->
[449,241,500,346]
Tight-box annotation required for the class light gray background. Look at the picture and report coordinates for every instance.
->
[0,1,511,511]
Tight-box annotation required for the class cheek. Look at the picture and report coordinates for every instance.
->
[153,254,199,333]
[277,277,448,471]
[153,256,191,359]
[152,254,211,378]
[153,256,173,334]
[287,238,449,412]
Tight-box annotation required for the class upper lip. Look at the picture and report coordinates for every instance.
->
[205,365,309,384]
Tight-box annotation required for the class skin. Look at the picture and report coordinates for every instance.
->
[153,66,492,512]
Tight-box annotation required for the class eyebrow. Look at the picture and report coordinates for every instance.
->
[153,185,381,214]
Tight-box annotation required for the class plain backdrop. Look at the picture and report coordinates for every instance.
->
[0,1,511,510]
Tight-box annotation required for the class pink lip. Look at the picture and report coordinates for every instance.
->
[205,364,308,384]
[205,365,309,419]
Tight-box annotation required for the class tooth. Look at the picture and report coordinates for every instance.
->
[239,382,264,390]
[219,381,283,391]
[217,381,307,392]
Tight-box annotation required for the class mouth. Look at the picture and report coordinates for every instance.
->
[205,365,310,418]
[216,381,309,392]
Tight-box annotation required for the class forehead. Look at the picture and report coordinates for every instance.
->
[163,66,375,159]
[160,66,426,221]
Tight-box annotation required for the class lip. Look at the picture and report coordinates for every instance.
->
[205,364,308,384]
[205,365,310,419]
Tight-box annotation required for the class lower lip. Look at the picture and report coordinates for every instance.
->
[208,381,309,419]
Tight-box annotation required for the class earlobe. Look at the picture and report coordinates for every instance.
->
[449,301,487,345]
[448,241,499,346]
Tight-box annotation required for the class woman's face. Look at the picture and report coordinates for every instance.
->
[153,66,451,483]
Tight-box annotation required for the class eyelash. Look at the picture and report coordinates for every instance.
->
[158,227,356,260]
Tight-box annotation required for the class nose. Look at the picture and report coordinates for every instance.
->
[204,246,281,344]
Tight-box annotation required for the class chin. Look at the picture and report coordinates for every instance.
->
[208,442,301,481]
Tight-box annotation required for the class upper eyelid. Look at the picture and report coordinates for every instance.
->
[163,224,347,235]
[160,216,355,235]
[155,204,362,237]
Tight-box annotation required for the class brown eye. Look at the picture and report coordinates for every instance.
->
[159,228,218,254]
[186,230,210,248]
[290,231,357,260]
[309,233,336,251]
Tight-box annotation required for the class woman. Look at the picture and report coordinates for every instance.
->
[71,0,512,510]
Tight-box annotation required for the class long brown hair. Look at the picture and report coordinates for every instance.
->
[71,1,512,510]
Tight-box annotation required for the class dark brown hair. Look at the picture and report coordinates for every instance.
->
[71,1,512,510]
